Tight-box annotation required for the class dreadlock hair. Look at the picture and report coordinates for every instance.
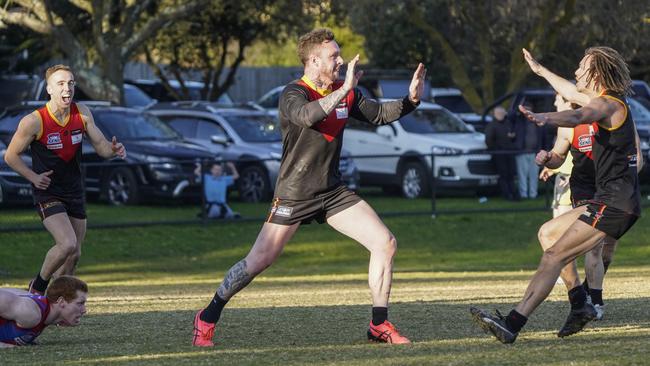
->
[584,47,632,96]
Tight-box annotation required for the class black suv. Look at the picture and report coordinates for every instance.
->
[0,104,214,205]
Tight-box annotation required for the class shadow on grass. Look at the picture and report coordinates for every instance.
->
[3,297,650,365]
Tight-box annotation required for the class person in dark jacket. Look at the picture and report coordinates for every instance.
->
[485,106,517,200]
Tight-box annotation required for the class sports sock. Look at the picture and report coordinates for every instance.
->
[31,273,49,293]
[505,310,527,333]
[582,278,590,293]
[371,307,388,326]
[200,294,228,323]
[568,285,588,310]
[589,289,604,306]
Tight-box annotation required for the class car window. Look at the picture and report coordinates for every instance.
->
[160,116,199,137]
[258,90,280,109]
[0,108,33,134]
[124,84,155,108]
[628,98,650,126]
[380,80,430,100]
[433,95,474,114]
[0,78,38,109]
[519,94,555,113]
[94,111,179,140]
[221,114,281,142]
[400,108,471,133]
[347,117,377,132]
[197,120,228,139]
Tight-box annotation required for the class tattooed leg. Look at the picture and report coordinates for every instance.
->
[217,260,253,301]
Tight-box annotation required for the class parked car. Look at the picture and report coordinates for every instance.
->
[342,100,497,198]
[128,79,233,105]
[34,80,156,109]
[0,104,214,205]
[150,101,360,203]
[0,74,40,112]
[0,138,33,206]
[631,80,650,109]
[430,88,491,132]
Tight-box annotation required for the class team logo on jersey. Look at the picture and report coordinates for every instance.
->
[273,205,293,218]
[71,129,83,144]
[577,134,593,152]
[335,106,348,120]
[46,132,63,150]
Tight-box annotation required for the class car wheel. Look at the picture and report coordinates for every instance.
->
[399,162,429,199]
[237,165,271,203]
[103,167,140,205]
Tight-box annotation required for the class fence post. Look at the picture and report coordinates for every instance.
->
[430,152,437,219]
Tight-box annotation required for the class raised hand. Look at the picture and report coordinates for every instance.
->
[111,136,127,159]
[518,105,547,126]
[522,48,544,75]
[409,63,427,104]
[343,54,363,92]
[539,167,554,182]
[32,170,53,190]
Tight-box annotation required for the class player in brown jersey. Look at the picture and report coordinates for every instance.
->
[193,28,427,347]
[471,47,641,343]
[4,65,126,295]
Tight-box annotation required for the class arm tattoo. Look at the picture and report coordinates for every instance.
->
[217,259,253,300]
[318,87,349,115]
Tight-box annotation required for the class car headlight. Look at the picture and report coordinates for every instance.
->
[431,146,462,155]
[130,153,179,170]
[269,151,282,160]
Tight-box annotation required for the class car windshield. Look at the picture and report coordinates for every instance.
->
[628,98,650,125]
[94,111,180,140]
[400,108,472,133]
[222,114,281,142]
[434,95,474,113]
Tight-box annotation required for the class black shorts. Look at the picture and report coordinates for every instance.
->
[266,185,362,225]
[577,202,638,239]
[570,184,596,208]
[34,195,87,220]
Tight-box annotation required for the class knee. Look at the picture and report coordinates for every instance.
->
[374,234,397,259]
[57,237,78,257]
[537,224,555,251]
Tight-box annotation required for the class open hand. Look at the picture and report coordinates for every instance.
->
[111,136,127,159]
[522,48,544,75]
[539,167,554,182]
[343,54,363,92]
[409,63,427,104]
[518,105,547,126]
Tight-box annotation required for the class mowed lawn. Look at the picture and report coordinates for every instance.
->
[1,195,649,365]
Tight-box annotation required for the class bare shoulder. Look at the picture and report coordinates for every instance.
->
[76,103,94,119]
[16,111,41,135]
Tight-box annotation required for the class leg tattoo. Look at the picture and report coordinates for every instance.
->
[217,260,253,300]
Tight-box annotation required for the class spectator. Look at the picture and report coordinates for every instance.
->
[512,101,549,199]
[195,162,240,219]
[484,106,517,200]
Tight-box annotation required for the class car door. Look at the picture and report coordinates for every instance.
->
[342,117,400,175]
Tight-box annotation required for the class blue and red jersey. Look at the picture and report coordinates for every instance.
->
[0,295,50,345]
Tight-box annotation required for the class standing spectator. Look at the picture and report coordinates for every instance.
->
[513,101,548,199]
[484,106,517,200]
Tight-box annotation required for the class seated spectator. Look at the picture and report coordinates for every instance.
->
[195,162,240,219]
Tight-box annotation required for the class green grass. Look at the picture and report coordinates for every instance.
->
[1,195,649,365]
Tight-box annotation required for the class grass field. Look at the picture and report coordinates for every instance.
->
[1,195,649,365]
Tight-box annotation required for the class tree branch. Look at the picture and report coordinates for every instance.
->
[68,0,93,14]
[0,7,52,34]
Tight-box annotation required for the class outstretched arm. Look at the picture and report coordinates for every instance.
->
[518,97,614,128]
[79,104,126,159]
[523,49,591,106]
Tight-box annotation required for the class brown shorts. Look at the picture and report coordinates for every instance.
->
[577,202,638,239]
[35,195,87,220]
[266,185,362,225]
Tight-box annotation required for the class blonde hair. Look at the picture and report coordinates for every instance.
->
[584,47,631,95]
[46,276,88,303]
[45,64,74,82]
[297,28,335,65]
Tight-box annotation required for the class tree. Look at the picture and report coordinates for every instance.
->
[0,0,209,104]
[344,0,650,112]
[142,0,313,101]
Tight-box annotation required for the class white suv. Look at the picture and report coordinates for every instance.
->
[342,100,497,198]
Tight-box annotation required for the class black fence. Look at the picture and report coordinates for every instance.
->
[3,149,649,233]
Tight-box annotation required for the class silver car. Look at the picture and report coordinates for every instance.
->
[150,102,359,203]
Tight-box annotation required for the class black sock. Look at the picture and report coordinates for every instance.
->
[568,285,587,310]
[200,294,228,323]
[589,289,604,306]
[32,273,49,293]
[582,278,590,293]
[505,310,527,333]
[372,307,388,326]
